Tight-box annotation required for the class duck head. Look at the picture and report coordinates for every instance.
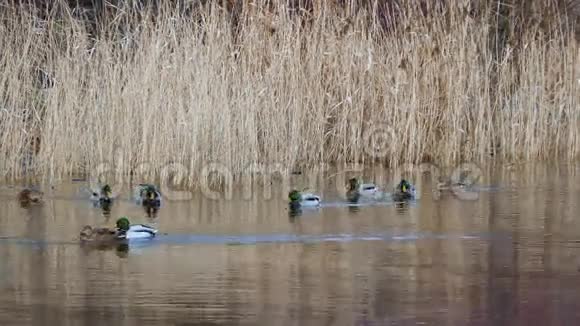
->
[399,179,412,193]
[288,190,301,203]
[145,188,156,200]
[101,184,112,199]
[347,178,360,191]
[140,185,158,200]
[116,217,131,232]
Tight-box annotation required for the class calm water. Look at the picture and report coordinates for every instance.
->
[0,164,579,325]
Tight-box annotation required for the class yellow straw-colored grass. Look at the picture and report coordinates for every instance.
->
[0,1,578,187]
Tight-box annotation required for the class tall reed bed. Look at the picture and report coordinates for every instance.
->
[0,1,578,186]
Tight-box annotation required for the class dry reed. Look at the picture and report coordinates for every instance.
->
[0,1,578,187]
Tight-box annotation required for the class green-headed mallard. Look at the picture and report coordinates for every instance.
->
[133,184,162,207]
[288,190,321,208]
[90,184,113,204]
[392,179,417,201]
[80,217,157,242]
[346,178,379,202]
[115,217,157,239]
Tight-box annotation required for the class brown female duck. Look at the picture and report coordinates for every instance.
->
[17,189,43,206]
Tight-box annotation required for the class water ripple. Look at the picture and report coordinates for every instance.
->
[0,231,497,248]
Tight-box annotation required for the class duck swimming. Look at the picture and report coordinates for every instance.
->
[17,188,43,207]
[392,179,417,201]
[79,217,157,243]
[79,225,119,243]
[90,184,113,205]
[115,217,158,239]
[288,190,321,208]
[134,184,162,207]
[346,178,379,202]
[437,176,472,191]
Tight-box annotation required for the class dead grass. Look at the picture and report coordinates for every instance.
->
[0,1,578,187]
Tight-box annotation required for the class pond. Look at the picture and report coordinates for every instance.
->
[0,164,579,325]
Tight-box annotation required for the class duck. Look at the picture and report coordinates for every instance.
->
[437,176,472,191]
[392,179,417,201]
[79,225,119,243]
[346,178,379,202]
[115,217,158,239]
[288,190,321,208]
[79,217,157,243]
[134,184,162,207]
[90,184,113,205]
[17,188,43,207]
[436,176,480,200]
[78,225,129,253]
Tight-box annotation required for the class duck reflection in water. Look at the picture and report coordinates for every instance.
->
[288,202,303,220]
[99,201,113,218]
[144,204,159,219]
[287,202,322,220]
[80,240,129,257]
[115,243,130,257]
[348,205,360,214]
[395,201,409,214]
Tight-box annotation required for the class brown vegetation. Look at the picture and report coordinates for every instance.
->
[0,1,578,186]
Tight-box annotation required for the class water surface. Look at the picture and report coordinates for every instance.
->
[1,164,579,325]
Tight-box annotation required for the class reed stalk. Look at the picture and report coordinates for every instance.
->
[0,1,578,187]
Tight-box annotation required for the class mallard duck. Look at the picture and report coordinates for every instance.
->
[134,184,162,207]
[346,178,379,202]
[288,190,321,208]
[17,188,43,206]
[78,225,129,253]
[79,225,119,242]
[115,217,158,239]
[90,184,113,204]
[79,217,157,242]
[392,179,417,201]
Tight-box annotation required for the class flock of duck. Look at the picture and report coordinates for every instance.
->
[288,178,417,208]
[17,183,163,245]
[15,176,469,247]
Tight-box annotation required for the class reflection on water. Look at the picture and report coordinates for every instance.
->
[0,164,579,325]
[92,200,113,219]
